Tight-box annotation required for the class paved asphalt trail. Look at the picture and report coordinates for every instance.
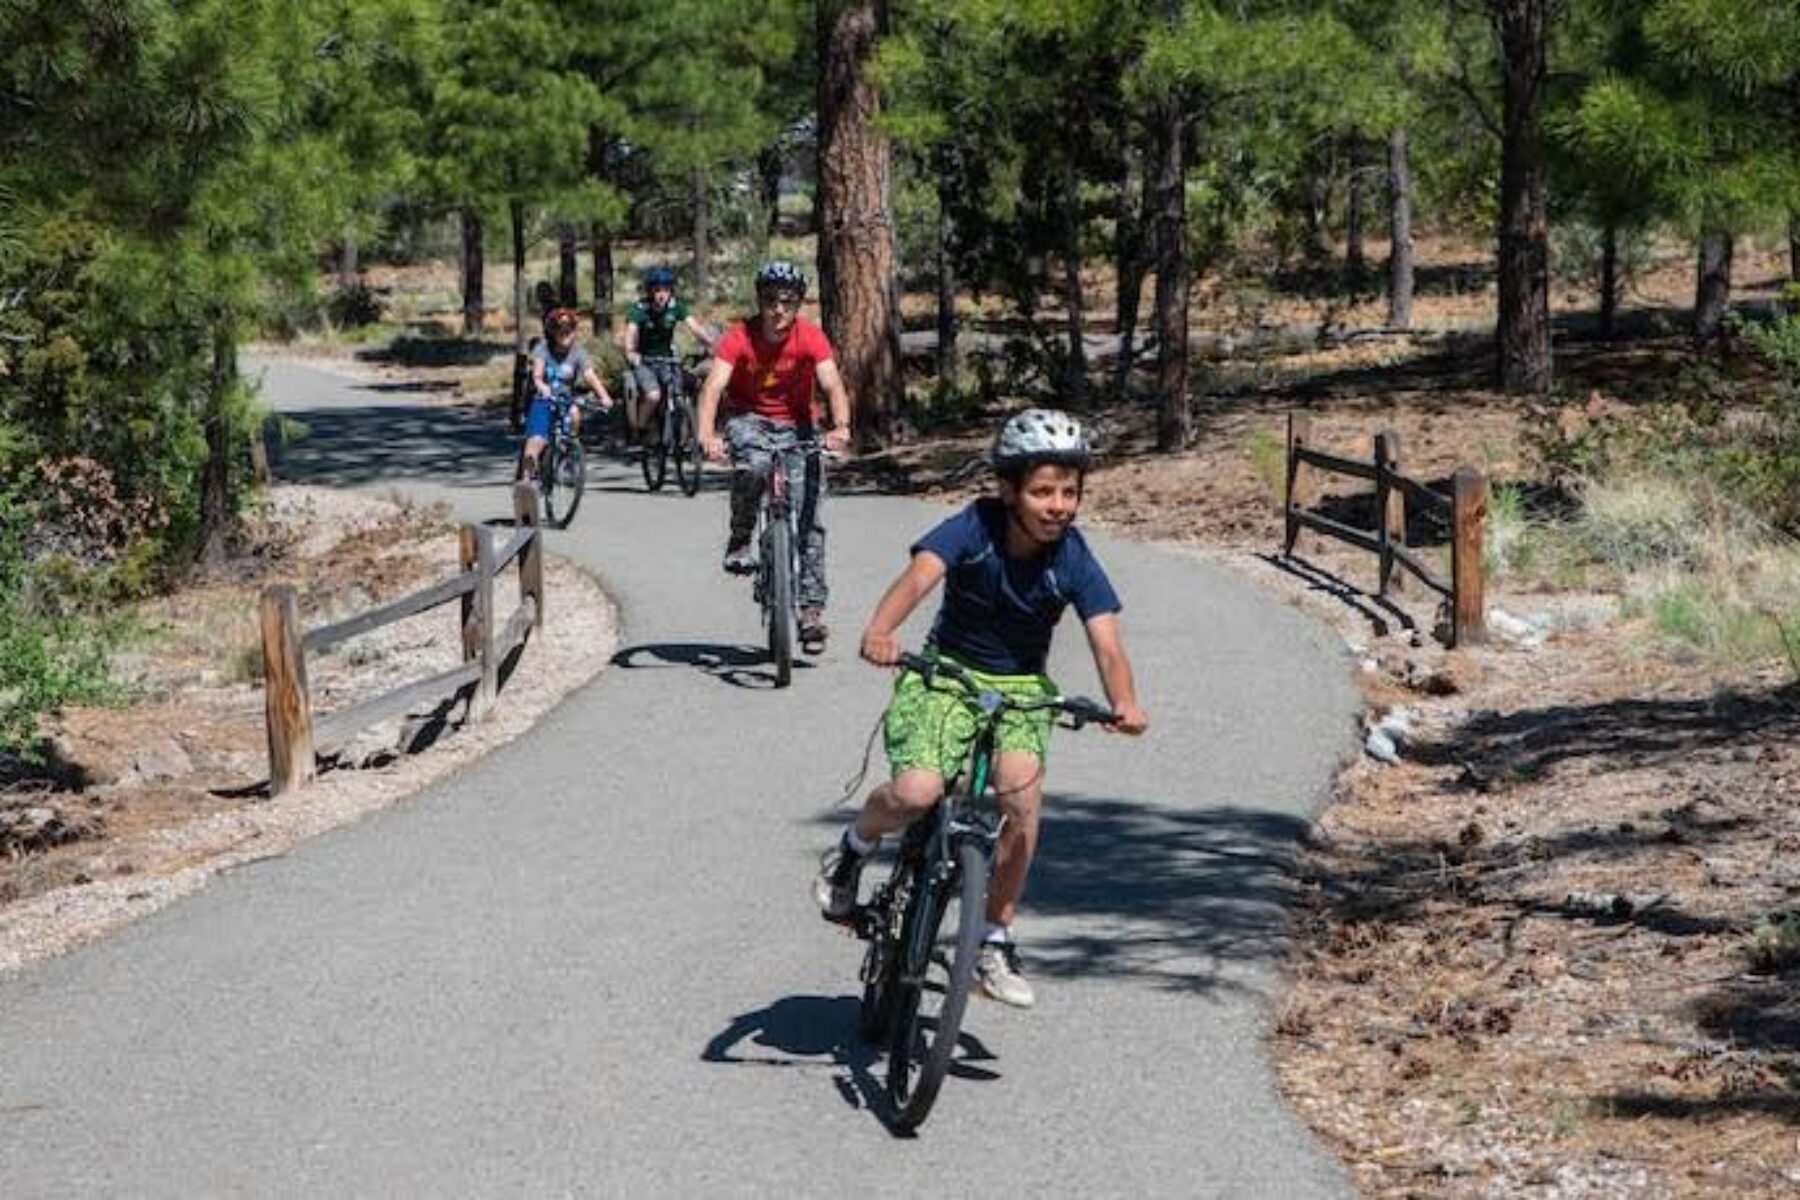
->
[0,359,1357,1197]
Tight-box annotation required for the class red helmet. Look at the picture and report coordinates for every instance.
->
[544,307,579,336]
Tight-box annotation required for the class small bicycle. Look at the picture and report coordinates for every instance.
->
[852,652,1118,1132]
[626,354,704,496]
[746,435,821,688]
[517,387,593,529]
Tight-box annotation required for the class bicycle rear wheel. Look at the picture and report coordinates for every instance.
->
[887,837,987,1132]
[764,516,794,687]
[858,848,918,1044]
[673,400,701,497]
[544,437,584,527]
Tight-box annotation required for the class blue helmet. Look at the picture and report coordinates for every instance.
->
[642,266,676,290]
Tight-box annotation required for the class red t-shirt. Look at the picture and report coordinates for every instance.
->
[715,315,835,425]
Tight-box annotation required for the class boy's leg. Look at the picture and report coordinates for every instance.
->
[977,750,1046,1008]
[815,768,944,919]
[723,415,772,571]
[794,446,829,645]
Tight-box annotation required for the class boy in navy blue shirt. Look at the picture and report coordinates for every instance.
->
[814,409,1148,1008]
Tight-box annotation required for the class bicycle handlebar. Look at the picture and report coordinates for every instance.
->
[895,652,1120,729]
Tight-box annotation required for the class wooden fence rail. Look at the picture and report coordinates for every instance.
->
[261,483,546,796]
[1283,413,1487,647]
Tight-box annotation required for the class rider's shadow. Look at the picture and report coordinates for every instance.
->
[702,993,1000,1134]
[611,641,816,689]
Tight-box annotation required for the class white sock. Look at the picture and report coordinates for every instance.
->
[982,923,1010,946]
[844,827,878,857]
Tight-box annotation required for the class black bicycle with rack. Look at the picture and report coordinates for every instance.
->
[851,651,1118,1132]
[626,354,704,496]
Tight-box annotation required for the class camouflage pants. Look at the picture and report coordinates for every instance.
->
[726,413,828,609]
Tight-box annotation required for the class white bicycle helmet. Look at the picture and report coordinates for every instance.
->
[991,408,1092,473]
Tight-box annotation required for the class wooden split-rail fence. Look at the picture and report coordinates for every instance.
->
[261,483,546,796]
[1283,413,1488,646]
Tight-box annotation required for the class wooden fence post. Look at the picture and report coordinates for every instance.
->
[1452,466,1488,645]
[472,525,498,719]
[1375,429,1405,595]
[1284,413,1314,556]
[459,522,481,670]
[512,481,544,629]
[261,585,314,795]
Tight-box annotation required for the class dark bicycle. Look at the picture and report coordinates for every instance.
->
[851,652,1117,1132]
[746,435,821,688]
[517,387,592,529]
[627,354,704,496]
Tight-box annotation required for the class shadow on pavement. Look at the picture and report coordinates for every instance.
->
[1019,795,1313,996]
[270,402,514,490]
[611,641,814,690]
[701,992,999,1136]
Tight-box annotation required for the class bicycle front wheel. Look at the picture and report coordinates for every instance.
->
[544,438,584,528]
[764,516,794,687]
[887,837,987,1132]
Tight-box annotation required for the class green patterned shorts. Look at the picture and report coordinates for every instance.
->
[883,656,1057,780]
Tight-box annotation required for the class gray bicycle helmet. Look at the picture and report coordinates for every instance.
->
[991,408,1092,473]
[754,259,807,295]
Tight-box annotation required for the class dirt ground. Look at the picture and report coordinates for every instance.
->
[9,232,1800,1194]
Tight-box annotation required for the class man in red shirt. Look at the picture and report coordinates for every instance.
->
[696,260,853,650]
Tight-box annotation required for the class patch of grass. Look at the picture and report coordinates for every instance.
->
[1570,474,1711,574]
[1748,913,1800,974]
[1245,428,1286,504]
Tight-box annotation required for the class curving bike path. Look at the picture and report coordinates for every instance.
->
[0,359,1357,1196]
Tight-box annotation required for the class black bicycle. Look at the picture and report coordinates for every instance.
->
[747,436,821,688]
[517,387,592,529]
[628,355,703,496]
[852,652,1118,1132]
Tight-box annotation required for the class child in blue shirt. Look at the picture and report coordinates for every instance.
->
[814,409,1149,1009]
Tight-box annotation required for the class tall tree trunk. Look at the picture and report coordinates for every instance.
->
[1599,223,1620,340]
[557,226,578,305]
[818,0,903,444]
[1059,153,1088,405]
[510,199,528,417]
[759,145,784,243]
[1345,134,1367,289]
[1694,228,1734,350]
[590,220,614,332]
[935,154,958,379]
[337,227,359,291]
[1789,211,1799,284]
[691,167,711,300]
[201,320,237,561]
[1387,127,1414,330]
[1494,0,1554,395]
[460,207,485,337]
[1152,93,1191,450]
[1113,140,1150,398]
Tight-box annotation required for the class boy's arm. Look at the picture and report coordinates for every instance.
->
[684,314,716,351]
[695,356,737,460]
[624,320,641,365]
[860,551,948,665]
[581,365,614,407]
[813,359,854,452]
[1082,612,1148,735]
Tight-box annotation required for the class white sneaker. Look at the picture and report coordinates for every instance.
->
[976,941,1035,1009]
[812,841,866,922]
